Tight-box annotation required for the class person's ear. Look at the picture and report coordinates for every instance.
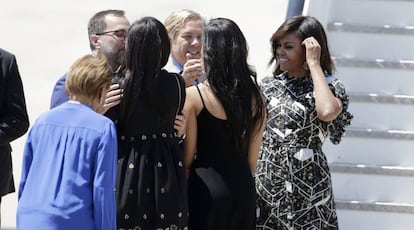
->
[90,35,101,49]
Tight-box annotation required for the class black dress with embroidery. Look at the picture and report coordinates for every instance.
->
[187,86,256,230]
[116,70,188,230]
[255,73,353,230]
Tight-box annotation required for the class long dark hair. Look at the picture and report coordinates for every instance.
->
[203,18,265,155]
[269,15,335,76]
[121,16,171,122]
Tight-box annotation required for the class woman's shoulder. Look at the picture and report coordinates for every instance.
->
[259,73,284,89]
[261,72,287,83]
[325,75,337,84]
[185,84,202,100]
[261,74,275,83]
[185,84,206,109]
[325,75,346,89]
[160,69,184,85]
[160,69,180,78]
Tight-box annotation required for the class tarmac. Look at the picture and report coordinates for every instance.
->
[0,0,288,228]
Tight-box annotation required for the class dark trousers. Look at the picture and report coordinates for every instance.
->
[0,197,2,228]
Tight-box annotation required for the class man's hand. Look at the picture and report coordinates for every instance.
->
[182,53,203,87]
[97,83,123,114]
[174,114,187,138]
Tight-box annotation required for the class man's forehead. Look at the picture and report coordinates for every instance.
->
[179,20,202,33]
[105,15,129,26]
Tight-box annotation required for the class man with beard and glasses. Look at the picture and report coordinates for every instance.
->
[50,9,129,118]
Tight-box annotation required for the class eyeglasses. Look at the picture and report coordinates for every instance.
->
[96,29,127,40]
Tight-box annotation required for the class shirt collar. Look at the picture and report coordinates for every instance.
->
[172,58,183,73]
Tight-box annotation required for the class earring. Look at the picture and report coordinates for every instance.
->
[303,62,309,71]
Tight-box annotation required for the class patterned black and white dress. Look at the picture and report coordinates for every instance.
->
[255,72,353,230]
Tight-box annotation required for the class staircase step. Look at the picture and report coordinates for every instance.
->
[330,33,414,61]
[324,136,414,166]
[348,92,414,104]
[332,172,414,204]
[330,162,414,177]
[347,102,414,130]
[327,0,414,26]
[335,67,414,95]
[344,127,414,140]
[336,200,414,214]
[328,22,414,35]
[333,57,414,69]
[337,209,414,230]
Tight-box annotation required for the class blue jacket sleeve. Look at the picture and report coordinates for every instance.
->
[93,121,117,230]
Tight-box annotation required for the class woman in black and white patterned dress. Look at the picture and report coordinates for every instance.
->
[255,16,353,230]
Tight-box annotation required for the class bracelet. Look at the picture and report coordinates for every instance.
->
[178,133,186,144]
[179,133,186,140]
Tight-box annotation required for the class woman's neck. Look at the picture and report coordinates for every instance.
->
[69,95,95,110]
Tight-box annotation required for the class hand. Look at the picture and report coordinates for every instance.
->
[98,83,123,114]
[174,114,186,138]
[301,36,321,67]
[182,53,203,87]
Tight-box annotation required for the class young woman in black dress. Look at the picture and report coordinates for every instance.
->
[116,16,188,230]
[183,17,266,230]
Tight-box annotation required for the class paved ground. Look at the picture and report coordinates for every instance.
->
[0,0,287,228]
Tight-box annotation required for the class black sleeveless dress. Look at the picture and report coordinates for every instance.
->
[187,86,256,230]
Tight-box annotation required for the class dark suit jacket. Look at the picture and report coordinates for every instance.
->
[0,48,29,197]
[49,73,68,109]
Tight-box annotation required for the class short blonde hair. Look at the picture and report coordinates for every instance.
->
[65,54,112,102]
[164,9,204,39]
